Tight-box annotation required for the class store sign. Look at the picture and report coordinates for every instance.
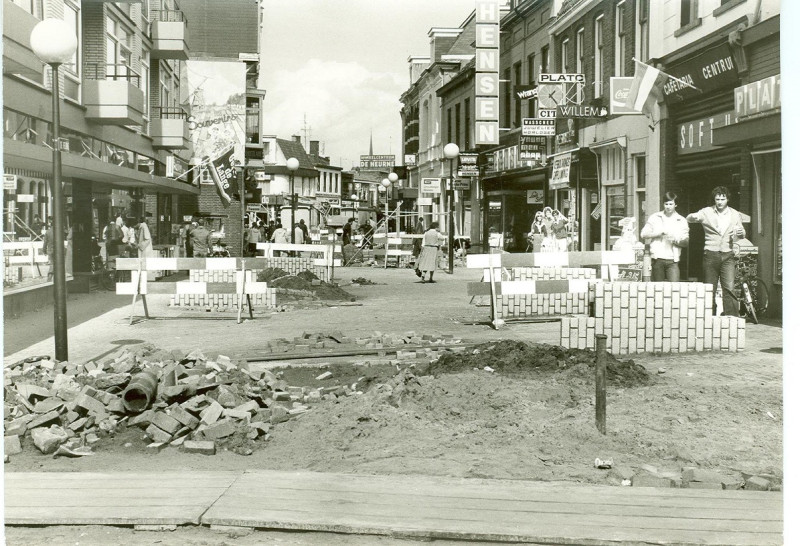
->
[609,77,639,115]
[452,179,471,191]
[734,74,780,119]
[526,190,543,204]
[522,118,555,136]
[317,196,341,206]
[360,155,395,170]
[475,0,500,145]
[550,152,572,190]
[676,110,735,155]
[514,84,538,100]
[417,197,433,206]
[458,153,479,177]
[246,204,264,212]
[4,174,18,190]
[420,178,442,194]
[662,43,738,104]
[519,135,546,161]
[16,194,34,203]
[557,104,607,118]
[404,154,417,166]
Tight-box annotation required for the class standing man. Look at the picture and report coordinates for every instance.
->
[342,218,354,246]
[641,192,690,281]
[189,219,212,257]
[686,186,746,316]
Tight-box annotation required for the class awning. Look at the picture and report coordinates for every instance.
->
[589,137,627,187]
[713,113,781,147]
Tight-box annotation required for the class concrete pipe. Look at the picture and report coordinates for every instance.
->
[122,370,159,413]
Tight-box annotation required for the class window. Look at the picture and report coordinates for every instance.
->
[464,98,471,150]
[513,62,522,128]
[446,108,452,144]
[680,0,698,27]
[503,67,512,129]
[615,2,626,77]
[637,0,649,61]
[106,16,134,81]
[560,38,570,73]
[540,45,549,74]
[455,102,461,149]
[160,71,170,108]
[576,28,585,75]
[141,51,149,120]
[527,53,536,84]
[594,15,605,98]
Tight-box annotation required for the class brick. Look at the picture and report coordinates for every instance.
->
[203,420,237,440]
[145,424,173,443]
[27,410,62,430]
[75,393,108,417]
[632,475,673,488]
[744,476,771,491]
[4,435,23,455]
[150,412,182,434]
[182,440,216,455]
[200,400,224,425]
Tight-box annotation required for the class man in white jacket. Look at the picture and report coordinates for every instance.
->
[640,192,690,282]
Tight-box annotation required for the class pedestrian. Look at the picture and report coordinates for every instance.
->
[136,217,153,257]
[342,217,355,246]
[31,214,44,239]
[686,185,746,316]
[528,211,548,252]
[42,220,55,281]
[551,210,570,252]
[247,221,261,256]
[104,219,123,262]
[271,221,289,243]
[640,192,690,282]
[414,221,443,283]
[298,219,311,243]
[267,220,276,241]
[412,217,425,258]
[189,218,212,257]
[293,222,305,246]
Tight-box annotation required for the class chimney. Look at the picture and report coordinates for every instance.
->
[310,140,320,156]
[292,135,302,144]
[428,28,462,62]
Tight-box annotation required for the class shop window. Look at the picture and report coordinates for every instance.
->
[606,185,627,248]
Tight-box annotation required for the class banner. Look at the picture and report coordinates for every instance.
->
[207,147,237,205]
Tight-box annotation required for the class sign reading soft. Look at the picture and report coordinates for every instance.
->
[475,0,500,145]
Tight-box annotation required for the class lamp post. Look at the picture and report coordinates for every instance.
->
[31,19,77,362]
[380,172,399,268]
[287,157,299,243]
[443,143,460,275]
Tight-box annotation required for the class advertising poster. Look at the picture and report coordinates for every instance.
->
[187,60,246,202]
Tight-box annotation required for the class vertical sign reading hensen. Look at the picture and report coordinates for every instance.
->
[475,0,500,145]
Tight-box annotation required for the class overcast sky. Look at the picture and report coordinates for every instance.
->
[259,0,474,169]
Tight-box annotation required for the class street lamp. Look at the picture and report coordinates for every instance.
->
[287,157,299,243]
[31,19,78,362]
[443,143,460,274]
[379,173,399,268]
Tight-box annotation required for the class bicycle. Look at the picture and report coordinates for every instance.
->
[732,242,769,324]
[91,255,116,291]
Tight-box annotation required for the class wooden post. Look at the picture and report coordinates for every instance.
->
[595,334,607,435]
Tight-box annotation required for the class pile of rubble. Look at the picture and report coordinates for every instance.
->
[3,332,468,461]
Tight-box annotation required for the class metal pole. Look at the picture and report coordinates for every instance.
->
[447,159,454,274]
[50,62,68,361]
[290,172,295,244]
[240,169,245,257]
[595,334,607,435]
[384,188,389,268]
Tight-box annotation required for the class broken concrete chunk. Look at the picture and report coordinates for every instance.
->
[145,424,173,444]
[167,405,200,429]
[270,406,289,424]
[149,412,182,435]
[74,393,108,418]
[202,420,237,440]
[315,371,333,381]
[200,400,224,425]
[27,410,62,430]
[4,435,23,455]
[16,384,51,403]
[31,425,69,455]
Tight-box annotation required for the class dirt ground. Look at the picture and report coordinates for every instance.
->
[3,266,785,544]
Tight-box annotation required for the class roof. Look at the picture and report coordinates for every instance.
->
[276,139,316,171]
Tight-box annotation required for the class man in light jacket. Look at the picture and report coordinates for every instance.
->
[686,186,746,316]
[640,192,690,282]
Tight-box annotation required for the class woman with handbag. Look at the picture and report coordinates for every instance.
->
[414,222,443,283]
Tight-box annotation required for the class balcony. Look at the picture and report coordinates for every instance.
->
[2,0,45,78]
[151,10,189,60]
[83,64,145,126]
[150,107,190,149]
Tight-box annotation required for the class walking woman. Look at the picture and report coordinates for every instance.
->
[528,211,548,252]
[414,221,443,283]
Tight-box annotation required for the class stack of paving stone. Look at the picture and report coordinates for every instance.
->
[3,332,465,460]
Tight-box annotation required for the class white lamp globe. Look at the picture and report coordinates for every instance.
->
[380,178,391,190]
[30,19,78,64]
[444,143,460,159]
[286,157,299,171]
[388,172,399,183]
[350,193,358,201]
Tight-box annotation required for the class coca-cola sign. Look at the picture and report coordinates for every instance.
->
[610,77,639,115]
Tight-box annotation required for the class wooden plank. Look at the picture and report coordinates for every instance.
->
[5,505,208,526]
[467,251,635,269]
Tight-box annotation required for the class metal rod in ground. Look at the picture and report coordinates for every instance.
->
[595,334,608,435]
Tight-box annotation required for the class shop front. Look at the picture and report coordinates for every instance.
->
[547,147,598,251]
[482,167,547,253]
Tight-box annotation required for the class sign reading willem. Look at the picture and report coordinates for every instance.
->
[474,0,500,145]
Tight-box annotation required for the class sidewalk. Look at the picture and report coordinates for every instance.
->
[4,469,783,545]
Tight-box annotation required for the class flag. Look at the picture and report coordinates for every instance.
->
[625,62,668,114]
[206,147,237,205]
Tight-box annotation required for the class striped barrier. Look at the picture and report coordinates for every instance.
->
[256,242,340,281]
[115,257,278,324]
[466,251,636,328]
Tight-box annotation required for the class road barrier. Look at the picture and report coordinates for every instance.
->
[115,257,278,324]
[256,242,340,281]
[3,241,50,279]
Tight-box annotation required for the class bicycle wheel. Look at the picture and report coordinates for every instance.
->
[749,277,770,318]
[740,283,759,324]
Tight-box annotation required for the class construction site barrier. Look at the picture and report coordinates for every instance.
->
[255,242,340,281]
[115,257,278,325]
